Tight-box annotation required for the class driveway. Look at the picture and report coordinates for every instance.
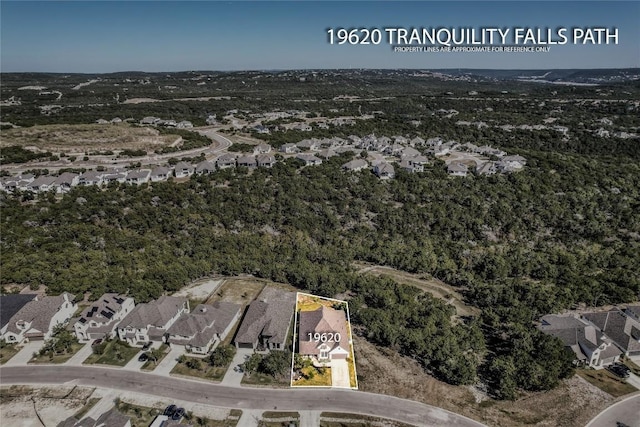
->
[299,411,320,427]
[221,348,254,387]
[626,372,640,390]
[153,345,184,376]
[65,342,94,366]
[330,359,351,388]
[3,341,44,366]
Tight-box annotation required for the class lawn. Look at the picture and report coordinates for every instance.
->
[83,340,139,366]
[621,357,640,376]
[260,411,300,427]
[30,342,84,364]
[292,365,332,387]
[0,343,19,365]
[577,368,637,397]
[113,400,164,427]
[141,344,170,371]
[242,372,291,387]
[171,357,227,382]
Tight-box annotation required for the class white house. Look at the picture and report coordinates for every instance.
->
[74,294,135,342]
[1,293,76,344]
[373,162,395,179]
[116,296,189,346]
[174,162,195,178]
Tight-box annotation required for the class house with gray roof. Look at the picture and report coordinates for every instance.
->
[58,407,131,427]
[257,154,276,168]
[373,162,395,179]
[279,143,299,154]
[296,154,323,166]
[253,143,272,155]
[1,293,76,344]
[102,171,127,185]
[167,302,242,354]
[539,314,621,369]
[447,163,468,177]
[78,171,104,186]
[150,166,171,182]
[582,309,640,357]
[116,296,189,346]
[73,294,135,342]
[195,161,216,175]
[125,169,151,185]
[174,162,195,178]
[26,176,57,193]
[237,155,258,169]
[342,159,368,172]
[54,172,79,193]
[216,153,237,169]
[0,294,38,333]
[298,306,350,361]
[235,287,296,351]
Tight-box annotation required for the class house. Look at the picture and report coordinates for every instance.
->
[116,296,189,346]
[150,166,171,182]
[477,146,506,157]
[253,124,270,134]
[0,294,38,334]
[297,139,321,151]
[373,162,395,179]
[111,117,122,124]
[401,155,428,173]
[342,159,368,172]
[167,302,242,354]
[447,163,468,177]
[140,116,161,126]
[54,172,79,193]
[476,161,497,176]
[385,144,404,156]
[318,149,338,159]
[257,154,276,168]
[26,176,57,193]
[59,408,131,427]
[293,123,312,132]
[177,120,193,129]
[501,155,527,169]
[102,171,127,184]
[401,147,421,158]
[237,155,258,169]
[298,306,350,361]
[1,293,76,344]
[78,171,104,186]
[235,287,296,351]
[195,161,216,175]
[125,170,151,185]
[280,143,300,154]
[216,153,237,169]
[296,154,323,166]
[539,315,622,369]
[582,309,640,357]
[174,162,195,178]
[73,294,135,342]
[95,118,109,124]
[253,143,272,155]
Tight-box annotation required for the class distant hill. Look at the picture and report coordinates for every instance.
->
[428,68,640,84]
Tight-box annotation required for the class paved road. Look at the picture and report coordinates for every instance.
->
[0,365,484,427]
[586,393,640,427]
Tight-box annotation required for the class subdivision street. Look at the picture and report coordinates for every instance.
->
[0,365,484,427]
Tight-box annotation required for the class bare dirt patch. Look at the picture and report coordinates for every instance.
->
[354,262,479,318]
[173,277,224,300]
[354,335,613,427]
[1,123,179,153]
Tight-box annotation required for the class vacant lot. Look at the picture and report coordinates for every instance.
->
[205,277,296,307]
[354,335,613,427]
[354,262,479,318]
[577,369,637,397]
[1,123,179,153]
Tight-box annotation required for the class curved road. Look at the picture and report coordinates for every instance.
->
[0,365,484,427]
[586,393,640,427]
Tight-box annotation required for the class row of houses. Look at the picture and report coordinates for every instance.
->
[539,305,640,369]
[0,287,299,356]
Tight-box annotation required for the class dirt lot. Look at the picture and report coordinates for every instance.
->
[1,123,179,153]
[354,335,613,427]
[354,262,479,318]
[204,276,296,307]
[0,385,94,427]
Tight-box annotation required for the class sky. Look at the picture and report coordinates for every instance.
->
[1,1,639,72]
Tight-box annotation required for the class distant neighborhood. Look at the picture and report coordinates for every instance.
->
[0,131,527,194]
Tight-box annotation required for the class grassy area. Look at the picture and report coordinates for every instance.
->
[83,340,139,367]
[242,372,291,387]
[140,344,170,371]
[171,357,227,382]
[621,357,640,376]
[347,355,358,389]
[577,368,637,397]
[72,397,100,420]
[292,365,332,387]
[0,343,19,365]
[114,400,163,427]
[29,342,84,364]
[319,412,415,427]
[261,411,300,426]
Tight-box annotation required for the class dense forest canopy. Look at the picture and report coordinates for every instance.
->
[2,145,638,398]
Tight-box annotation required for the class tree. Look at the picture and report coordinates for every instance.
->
[209,344,235,367]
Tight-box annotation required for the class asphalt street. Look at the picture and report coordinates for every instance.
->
[0,365,485,427]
